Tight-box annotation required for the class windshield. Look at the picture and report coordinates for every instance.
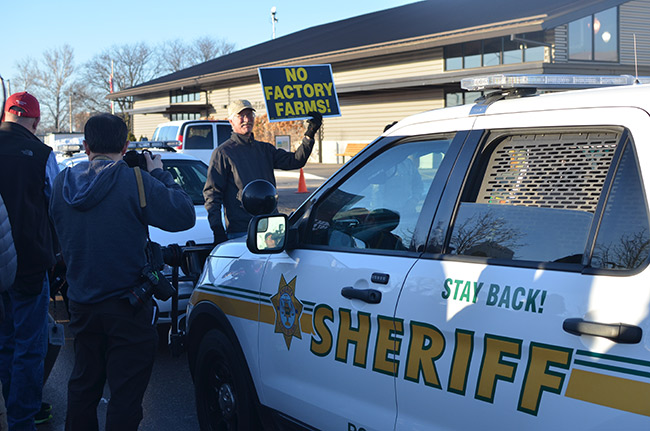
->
[161,159,208,205]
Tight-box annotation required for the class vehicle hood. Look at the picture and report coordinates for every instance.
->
[59,160,124,211]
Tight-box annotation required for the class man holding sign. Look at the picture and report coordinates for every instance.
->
[203,99,322,244]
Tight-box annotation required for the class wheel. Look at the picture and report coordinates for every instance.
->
[194,329,258,430]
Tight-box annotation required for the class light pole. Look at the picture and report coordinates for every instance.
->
[271,7,278,39]
[69,91,77,132]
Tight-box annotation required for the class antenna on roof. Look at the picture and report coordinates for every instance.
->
[271,7,278,40]
[634,34,640,84]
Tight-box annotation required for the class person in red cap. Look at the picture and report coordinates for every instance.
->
[0,92,59,430]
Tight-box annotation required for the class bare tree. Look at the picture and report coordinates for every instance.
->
[450,210,522,258]
[12,57,42,93]
[37,44,75,132]
[80,42,161,130]
[191,36,235,63]
[594,229,650,269]
[159,39,190,74]
[159,36,236,74]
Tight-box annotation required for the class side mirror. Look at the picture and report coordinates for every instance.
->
[242,179,278,216]
[247,214,288,254]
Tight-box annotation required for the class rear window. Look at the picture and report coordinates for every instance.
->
[154,126,180,142]
[444,128,650,270]
[184,125,213,150]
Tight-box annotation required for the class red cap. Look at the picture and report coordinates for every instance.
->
[4,92,40,118]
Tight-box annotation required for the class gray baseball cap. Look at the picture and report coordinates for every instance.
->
[228,99,255,118]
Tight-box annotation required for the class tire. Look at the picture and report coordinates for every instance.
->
[194,329,258,431]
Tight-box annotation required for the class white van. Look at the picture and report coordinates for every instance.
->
[151,120,232,165]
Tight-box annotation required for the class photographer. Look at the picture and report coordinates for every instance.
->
[49,113,194,431]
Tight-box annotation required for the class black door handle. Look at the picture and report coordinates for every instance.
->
[562,318,642,344]
[341,287,382,304]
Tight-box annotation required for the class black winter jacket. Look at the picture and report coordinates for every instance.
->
[203,132,314,238]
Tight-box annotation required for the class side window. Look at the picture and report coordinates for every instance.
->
[217,124,232,146]
[185,125,213,149]
[306,138,452,252]
[446,130,641,264]
[591,142,650,270]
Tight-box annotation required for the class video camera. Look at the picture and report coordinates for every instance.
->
[123,149,151,171]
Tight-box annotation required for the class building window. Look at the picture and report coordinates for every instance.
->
[170,112,200,121]
[170,91,200,104]
[444,32,545,70]
[445,91,483,107]
[569,7,618,62]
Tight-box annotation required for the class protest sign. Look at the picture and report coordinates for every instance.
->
[258,65,341,122]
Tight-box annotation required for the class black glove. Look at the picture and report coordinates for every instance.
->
[304,111,323,139]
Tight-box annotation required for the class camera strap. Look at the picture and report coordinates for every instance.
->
[133,167,154,262]
[134,167,147,209]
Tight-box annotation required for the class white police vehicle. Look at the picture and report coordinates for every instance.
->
[186,75,650,430]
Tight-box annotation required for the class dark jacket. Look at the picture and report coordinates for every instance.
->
[50,159,195,304]
[0,122,56,290]
[0,193,17,292]
[203,132,314,237]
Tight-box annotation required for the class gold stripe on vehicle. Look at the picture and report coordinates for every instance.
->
[565,369,650,416]
[192,291,313,334]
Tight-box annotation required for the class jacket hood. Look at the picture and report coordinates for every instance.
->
[61,159,125,211]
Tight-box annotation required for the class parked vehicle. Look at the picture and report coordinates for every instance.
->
[151,119,232,165]
[45,132,84,156]
[186,74,650,430]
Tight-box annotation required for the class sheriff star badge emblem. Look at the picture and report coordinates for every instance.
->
[270,275,303,349]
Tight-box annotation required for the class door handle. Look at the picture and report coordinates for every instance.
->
[341,287,382,304]
[562,318,642,344]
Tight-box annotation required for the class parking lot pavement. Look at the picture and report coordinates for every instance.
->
[275,163,341,214]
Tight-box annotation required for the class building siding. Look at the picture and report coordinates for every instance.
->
[320,89,444,163]
[132,94,169,139]
[333,49,445,85]
[134,113,167,141]
[620,0,650,66]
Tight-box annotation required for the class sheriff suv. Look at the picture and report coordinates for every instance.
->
[186,75,650,430]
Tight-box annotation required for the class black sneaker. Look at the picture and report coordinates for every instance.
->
[35,402,52,425]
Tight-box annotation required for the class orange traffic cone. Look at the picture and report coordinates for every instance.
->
[296,168,308,193]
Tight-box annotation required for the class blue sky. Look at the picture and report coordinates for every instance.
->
[1,0,419,88]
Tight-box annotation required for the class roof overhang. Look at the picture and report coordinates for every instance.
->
[125,103,209,114]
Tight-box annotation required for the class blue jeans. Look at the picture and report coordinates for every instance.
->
[0,275,49,431]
